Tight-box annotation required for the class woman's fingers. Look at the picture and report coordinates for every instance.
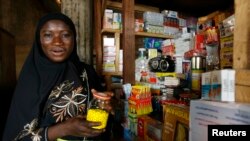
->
[80,120,104,137]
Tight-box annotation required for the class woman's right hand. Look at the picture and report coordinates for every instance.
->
[47,115,104,140]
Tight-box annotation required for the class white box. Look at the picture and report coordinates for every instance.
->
[189,100,250,141]
[227,69,235,101]
[103,9,113,29]
[201,69,235,102]
[211,70,228,101]
[201,71,211,99]
[103,37,115,46]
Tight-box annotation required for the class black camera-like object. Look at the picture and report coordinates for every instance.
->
[148,55,175,72]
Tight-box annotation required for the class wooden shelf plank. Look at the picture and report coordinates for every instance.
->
[102,28,121,33]
[102,71,122,76]
[102,28,174,39]
[135,32,174,39]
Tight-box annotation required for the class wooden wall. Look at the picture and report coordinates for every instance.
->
[0,28,16,137]
[0,0,58,136]
[61,0,93,64]
[234,0,250,103]
[0,0,59,79]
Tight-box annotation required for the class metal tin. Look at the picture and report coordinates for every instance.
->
[191,56,206,70]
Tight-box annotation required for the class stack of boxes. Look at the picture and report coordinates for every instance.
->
[128,85,153,135]
[103,9,122,30]
[143,11,164,34]
[161,10,180,36]
[219,14,235,69]
[103,37,116,72]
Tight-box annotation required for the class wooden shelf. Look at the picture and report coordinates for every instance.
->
[102,28,121,34]
[135,31,174,39]
[102,71,122,76]
[110,83,123,89]
[102,71,122,91]
[102,28,174,39]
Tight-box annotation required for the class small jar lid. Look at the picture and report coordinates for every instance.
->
[93,93,111,100]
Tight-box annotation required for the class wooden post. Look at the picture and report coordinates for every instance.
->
[93,0,103,75]
[122,0,135,84]
[234,0,250,102]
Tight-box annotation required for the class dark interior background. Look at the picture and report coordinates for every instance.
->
[135,0,234,17]
[39,0,235,17]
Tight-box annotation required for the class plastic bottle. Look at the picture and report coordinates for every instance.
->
[135,48,148,82]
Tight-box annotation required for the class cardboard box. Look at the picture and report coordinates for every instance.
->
[220,36,233,69]
[162,103,190,141]
[103,9,113,29]
[112,12,121,30]
[145,117,163,141]
[137,115,152,138]
[201,69,235,102]
[201,71,211,99]
[128,112,138,135]
[190,100,250,141]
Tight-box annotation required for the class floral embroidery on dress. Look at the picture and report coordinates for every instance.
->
[14,70,90,141]
[49,82,87,122]
[31,128,43,141]
[14,118,42,141]
[49,80,74,99]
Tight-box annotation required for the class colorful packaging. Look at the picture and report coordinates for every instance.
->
[162,103,190,141]
[201,69,235,102]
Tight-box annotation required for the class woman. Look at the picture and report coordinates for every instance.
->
[2,13,113,141]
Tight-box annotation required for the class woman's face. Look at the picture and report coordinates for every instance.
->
[40,19,74,62]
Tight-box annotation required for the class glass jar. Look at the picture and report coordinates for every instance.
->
[86,93,110,129]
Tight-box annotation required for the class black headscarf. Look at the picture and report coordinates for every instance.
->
[3,13,104,141]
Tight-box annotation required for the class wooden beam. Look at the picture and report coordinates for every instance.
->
[234,0,250,69]
[101,0,107,22]
[93,0,103,75]
[235,85,250,103]
[198,10,220,24]
[107,0,159,12]
[122,0,135,84]
[236,70,250,87]
[234,0,250,103]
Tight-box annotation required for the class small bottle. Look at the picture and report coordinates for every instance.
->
[86,93,110,129]
[135,48,148,82]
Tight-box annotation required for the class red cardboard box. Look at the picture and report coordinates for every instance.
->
[137,115,151,138]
